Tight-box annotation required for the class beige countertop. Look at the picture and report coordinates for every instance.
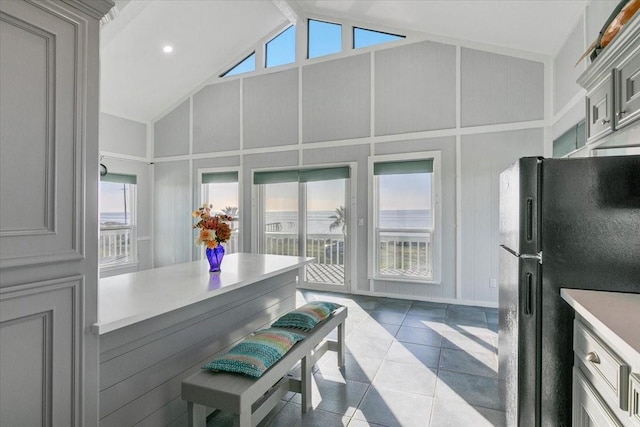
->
[561,288,640,362]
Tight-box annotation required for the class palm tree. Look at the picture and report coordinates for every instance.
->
[221,206,238,218]
[328,205,346,235]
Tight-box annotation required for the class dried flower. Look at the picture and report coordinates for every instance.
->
[192,205,234,247]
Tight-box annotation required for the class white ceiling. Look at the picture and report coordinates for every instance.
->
[100,0,595,124]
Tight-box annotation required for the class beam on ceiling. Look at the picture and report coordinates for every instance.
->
[272,0,303,25]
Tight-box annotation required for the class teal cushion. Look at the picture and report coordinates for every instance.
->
[202,328,305,378]
[272,301,342,331]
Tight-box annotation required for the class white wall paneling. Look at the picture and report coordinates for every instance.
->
[302,53,371,143]
[153,161,191,267]
[192,80,241,153]
[374,40,456,136]
[0,0,110,424]
[460,128,543,303]
[99,113,148,158]
[243,68,299,149]
[154,99,190,157]
[461,48,544,127]
[553,16,586,117]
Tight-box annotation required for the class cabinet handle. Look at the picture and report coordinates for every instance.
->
[586,351,600,364]
[616,110,626,117]
[601,119,610,125]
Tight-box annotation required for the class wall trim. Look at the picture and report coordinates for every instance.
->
[352,289,498,309]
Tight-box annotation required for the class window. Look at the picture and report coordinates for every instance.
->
[308,19,341,59]
[553,120,586,157]
[370,154,440,281]
[266,25,295,68]
[99,173,136,267]
[354,27,404,49]
[221,52,256,77]
[254,167,350,287]
[202,171,240,253]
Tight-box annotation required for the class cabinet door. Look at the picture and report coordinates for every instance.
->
[586,73,614,143]
[616,47,640,130]
[573,368,623,427]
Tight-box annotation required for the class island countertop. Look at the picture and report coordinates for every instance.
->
[560,288,640,361]
[94,253,313,334]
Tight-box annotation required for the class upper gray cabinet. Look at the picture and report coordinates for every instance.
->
[578,13,640,144]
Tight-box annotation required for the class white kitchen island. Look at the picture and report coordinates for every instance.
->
[95,253,313,427]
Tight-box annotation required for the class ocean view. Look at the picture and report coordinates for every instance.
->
[101,209,432,233]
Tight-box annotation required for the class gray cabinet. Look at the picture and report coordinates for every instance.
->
[0,0,112,425]
[578,13,640,145]
[586,73,614,142]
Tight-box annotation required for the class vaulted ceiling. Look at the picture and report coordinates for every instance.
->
[100,0,595,124]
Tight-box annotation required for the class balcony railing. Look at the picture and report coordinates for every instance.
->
[377,228,433,279]
[99,226,134,265]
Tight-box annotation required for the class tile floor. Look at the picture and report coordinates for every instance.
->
[207,290,504,427]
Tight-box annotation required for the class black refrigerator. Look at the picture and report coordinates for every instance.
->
[498,155,640,427]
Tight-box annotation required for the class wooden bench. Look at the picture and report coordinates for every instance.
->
[181,306,347,427]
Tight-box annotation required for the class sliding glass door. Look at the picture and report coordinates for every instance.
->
[256,167,349,290]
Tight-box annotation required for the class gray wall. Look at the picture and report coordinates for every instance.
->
[149,37,546,306]
[100,112,148,158]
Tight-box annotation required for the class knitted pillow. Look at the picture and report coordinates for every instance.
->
[272,301,342,331]
[202,328,305,378]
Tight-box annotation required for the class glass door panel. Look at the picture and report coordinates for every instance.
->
[305,179,346,286]
[262,182,299,256]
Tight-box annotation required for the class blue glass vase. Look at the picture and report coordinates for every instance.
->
[205,245,225,272]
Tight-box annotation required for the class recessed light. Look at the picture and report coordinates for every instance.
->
[163,45,173,53]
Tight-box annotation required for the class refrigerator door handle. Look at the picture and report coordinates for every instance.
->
[520,251,543,264]
[523,272,533,316]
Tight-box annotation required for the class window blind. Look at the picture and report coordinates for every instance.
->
[373,159,433,175]
[101,173,137,184]
[202,171,239,184]
[254,166,349,184]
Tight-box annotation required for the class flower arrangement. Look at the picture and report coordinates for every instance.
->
[192,204,233,249]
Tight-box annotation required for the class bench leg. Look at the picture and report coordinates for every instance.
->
[187,402,207,427]
[301,352,313,414]
[232,410,251,427]
[337,321,346,368]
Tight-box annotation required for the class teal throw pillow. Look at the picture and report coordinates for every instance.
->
[271,301,342,331]
[202,328,305,378]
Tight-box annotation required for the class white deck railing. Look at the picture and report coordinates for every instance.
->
[99,226,134,265]
[264,230,433,278]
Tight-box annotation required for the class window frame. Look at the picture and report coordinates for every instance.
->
[220,52,256,78]
[368,151,442,284]
[265,25,296,69]
[198,167,242,256]
[99,173,138,272]
[352,26,405,49]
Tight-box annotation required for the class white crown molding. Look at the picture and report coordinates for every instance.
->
[60,0,115,20]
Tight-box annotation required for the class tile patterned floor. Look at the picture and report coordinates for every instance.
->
[207,291,504,427]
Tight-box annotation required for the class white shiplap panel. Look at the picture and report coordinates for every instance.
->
[243,69,298,149]
[460,129,543,303]
[375,41,456,136]
[154,100,190,157]
[302,53,371,143]
[99,113,148,158]
[153,161,191,267]
[460,48,544,127]
[554,17,585,116]
[193,81,240,154]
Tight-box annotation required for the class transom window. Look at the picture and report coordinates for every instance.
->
[221,52,256,77]
[266,25,295,68]
[354,27,404,49]
[308,19,342,59]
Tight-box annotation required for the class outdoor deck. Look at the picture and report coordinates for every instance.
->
[305,262,428,285]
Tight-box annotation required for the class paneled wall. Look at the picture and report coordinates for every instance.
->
[0,0,112,425]
[100,113,148,158]
[151,37,546,307]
